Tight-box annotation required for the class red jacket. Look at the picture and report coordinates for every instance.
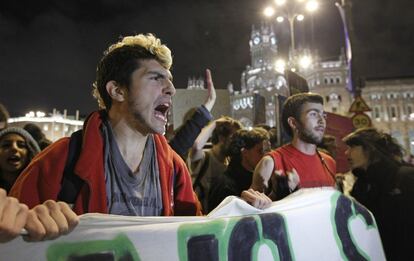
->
[10,111,201,216]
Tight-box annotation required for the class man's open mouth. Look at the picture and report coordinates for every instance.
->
[154,103,170,122]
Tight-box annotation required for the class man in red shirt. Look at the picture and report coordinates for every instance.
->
[242,93,336,208]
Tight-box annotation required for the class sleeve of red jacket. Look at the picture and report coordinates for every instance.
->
[9,138,70,209]
[172,153,203,216]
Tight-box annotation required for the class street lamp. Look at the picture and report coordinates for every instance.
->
[264,0,319,52]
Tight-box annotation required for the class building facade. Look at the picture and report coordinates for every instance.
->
[8,109,83,141]
[229,23,414,154]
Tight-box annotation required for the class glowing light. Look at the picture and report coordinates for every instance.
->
[276,16,284,23]
[36,111,45,117]
[296,14,304,21]
[299,56,312,69]
[306,0,319,12]
[275,0,286,6]
[25,111,35,117]
[264,6,275,17]
[274,59,286,73]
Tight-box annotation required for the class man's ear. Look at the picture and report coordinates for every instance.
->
[106,81,126,102]
[240,147,247,157]
[287,117,298,133]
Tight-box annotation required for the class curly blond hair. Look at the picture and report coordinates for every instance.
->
[92,33,172,110]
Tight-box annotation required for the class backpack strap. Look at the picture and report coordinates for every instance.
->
[57,130,84,204]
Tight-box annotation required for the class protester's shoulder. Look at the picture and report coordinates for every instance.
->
[154,134,187,165]
[267,144,291,158]
[320,150,335,164]
[153,133,171,151]
[30,137,70,164]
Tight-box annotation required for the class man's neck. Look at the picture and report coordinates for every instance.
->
[108,110,149,172]
[291,136,317,155]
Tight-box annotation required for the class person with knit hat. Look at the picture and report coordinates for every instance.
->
[0,128,79,242]
[343,127,414,260]
[0,127,40,193]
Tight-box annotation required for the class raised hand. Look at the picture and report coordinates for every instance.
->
[203,69,216,112]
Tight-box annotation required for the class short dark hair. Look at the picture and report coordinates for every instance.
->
[92,34,172,110]
[227,127,270,161]
[211,117,242,145]
[281,93,324,137]
[343,127,403,164]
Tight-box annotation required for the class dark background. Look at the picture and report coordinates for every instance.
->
[1,0,413,116]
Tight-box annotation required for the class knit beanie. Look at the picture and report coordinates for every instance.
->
[0,127,41,157]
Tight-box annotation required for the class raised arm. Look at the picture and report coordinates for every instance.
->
[189,120,217,162]
[169,69,215,158]
[240,156,274,209]
[203,69,216,112]
[250,155,275,192]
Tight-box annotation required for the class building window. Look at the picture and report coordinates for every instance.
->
[409,130,414,154]
[336,77,341,83]
[408,105,414,120]
[327,93,341,102]
[389,106,398,119]
[374,106,381,119]
[387,92,400,99]
[324,78,328,84]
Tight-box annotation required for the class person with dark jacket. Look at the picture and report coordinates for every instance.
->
[344,127,414,261]
[208,127,270,212]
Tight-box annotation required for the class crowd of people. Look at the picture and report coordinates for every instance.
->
[0,33,412,260]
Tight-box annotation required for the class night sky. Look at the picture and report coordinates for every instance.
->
[1,0,413,117]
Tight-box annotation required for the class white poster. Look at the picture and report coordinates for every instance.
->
[0,188,385,261]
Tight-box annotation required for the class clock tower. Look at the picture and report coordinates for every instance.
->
[249,23,278,68]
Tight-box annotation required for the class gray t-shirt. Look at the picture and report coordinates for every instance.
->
[101,120,163,216]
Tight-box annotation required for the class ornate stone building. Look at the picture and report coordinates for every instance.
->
[230,23,289,128]
[361,77,414,154]
[229,23,414,154]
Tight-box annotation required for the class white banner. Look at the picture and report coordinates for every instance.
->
[0,188,385,261]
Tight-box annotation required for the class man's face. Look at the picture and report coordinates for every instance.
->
[345,145,369,170]
[242,139,271,172]
[0,133,29,173]
[126,59,175,135]
[296,102,326,144]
